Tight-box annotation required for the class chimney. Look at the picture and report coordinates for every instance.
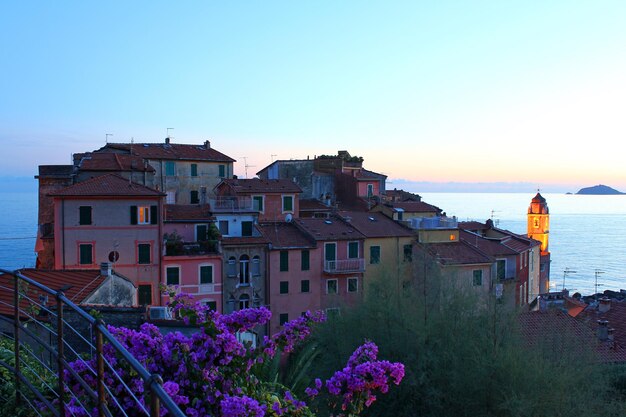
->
[608,328,615,342]
[599,297,611,313]
[100,262,112,277]
[597,319,609,341]
[205,140,211,149]
[165,136,171,145]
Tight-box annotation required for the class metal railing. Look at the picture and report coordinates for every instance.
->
[323,259,365,273]
[0,268,186,417]
[210,197,253,212]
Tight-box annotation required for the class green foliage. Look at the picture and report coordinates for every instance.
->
[303,274,626,417]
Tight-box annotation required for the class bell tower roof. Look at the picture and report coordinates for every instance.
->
[529,192,549,214]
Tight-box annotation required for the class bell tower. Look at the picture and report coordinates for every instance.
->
[528,192,550,293]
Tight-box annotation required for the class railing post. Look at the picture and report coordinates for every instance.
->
[56,291,66,417]
[13,273,21,408]
[94,319,107,417]
[146,373,163,417]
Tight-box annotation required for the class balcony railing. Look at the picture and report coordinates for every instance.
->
[165,240,220,256]
[210,197,253,212]
[324,258,365,274]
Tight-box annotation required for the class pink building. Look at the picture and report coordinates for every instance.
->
[293,217,365,314]
[258,222,319,334]
[49,174,165,305]
[162,204,223,311]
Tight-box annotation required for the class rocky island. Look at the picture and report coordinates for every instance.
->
[576,184,625,195]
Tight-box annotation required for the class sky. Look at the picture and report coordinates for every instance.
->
[2,1,626,193]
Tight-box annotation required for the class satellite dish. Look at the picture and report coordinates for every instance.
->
[285,213,293,223]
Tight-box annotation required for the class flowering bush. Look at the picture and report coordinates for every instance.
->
[64,292,404,416]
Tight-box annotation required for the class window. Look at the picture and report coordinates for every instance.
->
[165,161,175,176]
[282,195,293,212]
[131,205,157,225]
[239,294,250,310]
[166,190,176,204]
[367,183,374,197]
[325,242,336,262]
[166,266,180,286]
[200,265,213,284]
[138,243,151,264]
[138,285,152,305]
[496,260,506,280]
[301,279,310,293]
[397,211,403,221]
[370,246,381,264]
[79,244,93,265]
[190,190,199,204]
[280,281,289,294]
[191,163,198,177]
[534,218,539,228]
[280,251,289,271]
[279,313,289,325]
[473,270,483,286]
[326,307,340,319]
[348,277,358,293]
[252,255,261,276]
[301,250,310,271]
[239,255,250,284]
[219,220,229,236]
[403,244,412,262]
[252,196,264,212]
[205,300,217,311]
[196,224,208,241]
[326,279,338,294]
[227,257,237,277]
[241,221,253,237]
[218,164,225,178]
[348,241,359,259]
[79,206,92,225]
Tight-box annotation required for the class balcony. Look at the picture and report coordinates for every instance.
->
[210,197,253,212]
[165,240,220,256]
[324,258,365,274]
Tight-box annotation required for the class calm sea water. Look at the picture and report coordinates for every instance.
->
[420,192,626,295]
[1,190,624,295]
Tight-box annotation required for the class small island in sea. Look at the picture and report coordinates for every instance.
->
[576,184,625,195]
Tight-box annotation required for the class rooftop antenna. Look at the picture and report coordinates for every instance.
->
[594,269,605,295]
[240,157,256,179]
[490,209,501,227]
[166,127,174,143]
[106,133,113,144]
[271,154,278,163]
[562,267,577,291]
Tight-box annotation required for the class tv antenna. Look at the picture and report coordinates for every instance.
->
[490,209,501,227]
[271,154,278,162]
[594,269,605,295]
[106,133,113,143]
[240,157,256,179]
[166,127,174,141]
[562,267,577,291]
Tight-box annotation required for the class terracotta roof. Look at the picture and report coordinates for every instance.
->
[577,299,626,362]
[165,204,213,221]
[531,192,547,203]
[386,201,442,213]
[337,211,413,238]
[37,165,74,178]
[459,230,519,256]
[294,217,365,242]
[99,142,236,162]
[49,174,165,197]
[218,178,302,194]
[500,234,540,252]
[519,309,626,363]
[423,240,494,266]
[75,152,155,172]
[299,199,332,212]
[258,222,316,249]
[352,169,387,180]
[459,221,489,231]
[0,269,107,317]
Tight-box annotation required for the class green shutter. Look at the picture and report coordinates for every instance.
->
[325,243,336,261]
[197,225,208,241]
[79,244,92,265]
[219,165,225,177]
[242,221,253,237]
[283,196,293,211]
[79,206,91,225]
[150,205,158,224]
[191,164,198,177]
[300,280,310,293]
[130,206,137,225]
[301,250,310,271]
[280,281,289,294]
[280,251,289,271]
[138,244,151,264]
[166,267,179,285]
[348,242,358,259]
[138,285,152,305]
[200,265,213,284]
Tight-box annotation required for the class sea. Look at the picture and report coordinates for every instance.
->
[1,190,625,296]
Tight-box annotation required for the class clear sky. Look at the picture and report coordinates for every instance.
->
[2,1,626,192]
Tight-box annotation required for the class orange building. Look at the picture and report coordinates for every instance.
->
[527,193,551,294]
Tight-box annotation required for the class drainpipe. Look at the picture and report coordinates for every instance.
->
[62,199,66,269]
[158,197,163,306]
